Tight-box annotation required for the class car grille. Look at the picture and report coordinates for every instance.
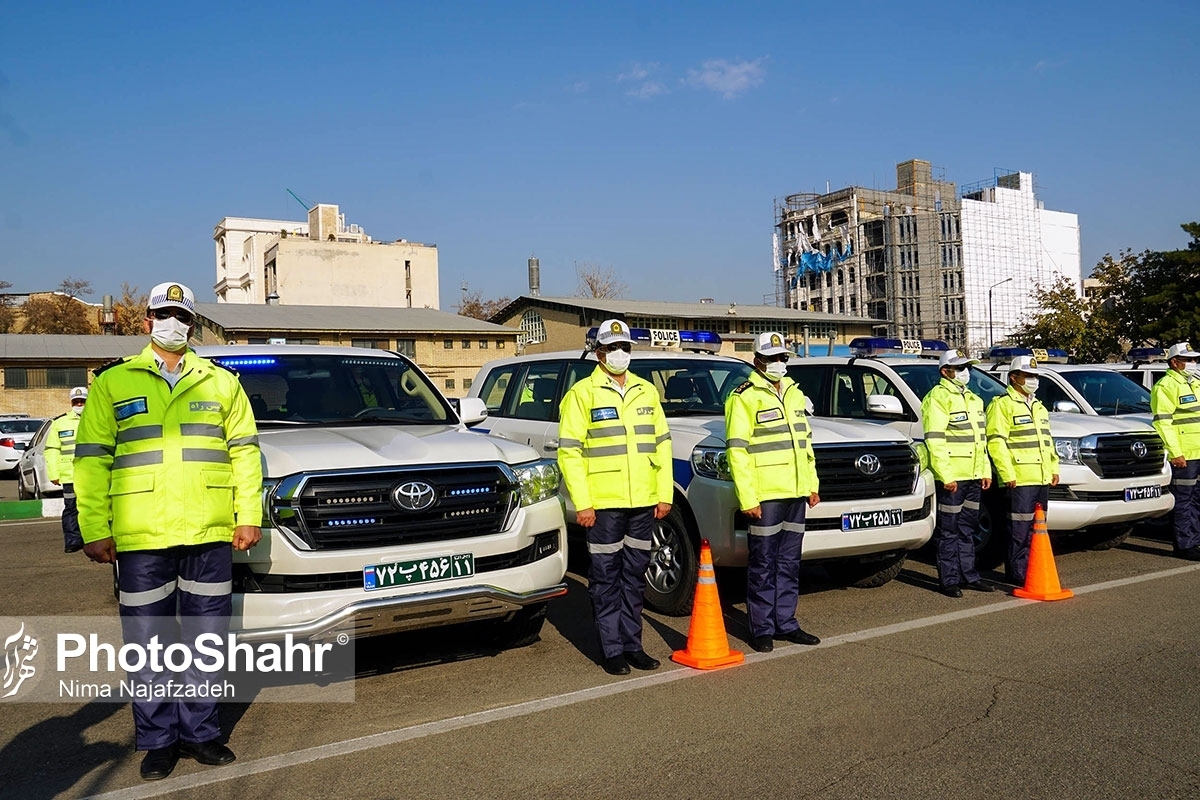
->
[813,443,918,501]
[1083,434,1164,479]
[270,465,519,550]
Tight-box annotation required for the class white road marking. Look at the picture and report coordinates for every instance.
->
[82,561,1200,800]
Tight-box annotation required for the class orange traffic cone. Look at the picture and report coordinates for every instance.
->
[1013,503,1074,601]
[671,539,745,670]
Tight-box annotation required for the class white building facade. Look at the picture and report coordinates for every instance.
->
[213,203,440,309]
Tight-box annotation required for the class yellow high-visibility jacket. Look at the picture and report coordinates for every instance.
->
[74,345,263,552]
[986,385,1059,486]
[921,378,989,483]
[724,370,818,511]
[557,365,672,510]
[1151,369,1200,461]
[45,411,82,484]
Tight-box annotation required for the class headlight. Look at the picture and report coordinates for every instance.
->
[910,443,924,493]
[1054,438,1082,465]
[691,446,732,481]
[261,478,280,525]
[512,460,561,506]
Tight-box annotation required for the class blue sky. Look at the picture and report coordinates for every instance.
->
[2,1,1197,308]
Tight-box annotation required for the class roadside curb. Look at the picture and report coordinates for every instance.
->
[0,498,63,520]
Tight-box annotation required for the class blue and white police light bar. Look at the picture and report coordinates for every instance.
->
[584,328,722,353]
[985,346,1069,363]
[1127,347,1166,363]
[212,356,278,369]
[849,338,950,358]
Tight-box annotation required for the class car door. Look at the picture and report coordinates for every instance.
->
[481,360,565,456]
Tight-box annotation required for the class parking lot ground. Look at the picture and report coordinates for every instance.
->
[1,515,1197,800]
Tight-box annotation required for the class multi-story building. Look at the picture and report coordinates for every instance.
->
[213,203,440,309]
[775,159,1080,352]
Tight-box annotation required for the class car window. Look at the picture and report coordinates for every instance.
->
[476,366,516,414]
[564,360,595,394]
[891,363,1008,404]
[510,363,564,421]
[628,357,754,417]
[0,420,44,434]
[1036,375,1075,411]
[828,365,904,418]
[786,365,827,412]
[1058,370,1152,415]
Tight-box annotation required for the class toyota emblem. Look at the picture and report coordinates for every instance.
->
[392,480,437,511]
[1130,440,1148,459]
[855,453,882,476]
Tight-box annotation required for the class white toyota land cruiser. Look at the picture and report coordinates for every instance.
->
[195,345,568,648]
[466,329,935,615]
[787,339,1173,564]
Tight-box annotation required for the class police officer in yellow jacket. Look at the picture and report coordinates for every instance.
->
[922,350,995,597]
[46,385,88,553]
[1150,341,1200,560]
[558,319,672,676]
[725,332,820,652]
[985,355,1059,585]
[75,282,262,781]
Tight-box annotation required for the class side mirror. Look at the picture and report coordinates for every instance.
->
[866,394,905,417]
[455,397,489,427]
[1054,400,1083,414]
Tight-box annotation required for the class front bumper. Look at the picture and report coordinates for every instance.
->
[1048,465,1174,530]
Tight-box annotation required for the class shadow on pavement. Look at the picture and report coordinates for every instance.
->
[0,702,128,800]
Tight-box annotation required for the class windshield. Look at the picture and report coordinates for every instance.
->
[211,354,453,424]
[1058,369,1152,415]
[0,419,45,434]
[890,363,1009,404]
[627,358,755,417]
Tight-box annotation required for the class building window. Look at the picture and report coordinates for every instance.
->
[479,340,488,349]
[3,366,88,389]
[352,339,386,349]
[461,340,471,349]
[520,310,546,346]
[734,341,754,352]
[445,378,456,391]
[463,377,473,390]
[497,340,506,349]
[444,340,453,349]
[396,339,416,358]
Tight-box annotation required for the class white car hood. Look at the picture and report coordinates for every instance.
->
[666,414,910,448]
[1047,412,1155,437]
[258,424,541,477]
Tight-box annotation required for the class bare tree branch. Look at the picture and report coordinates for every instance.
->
[573,262,627,299]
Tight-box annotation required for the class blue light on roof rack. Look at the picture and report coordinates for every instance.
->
[849,338,949,358]
[584,327,722,353]
[213,356,278,369]
[986,346,1069,363]
[1127,347,1165,362]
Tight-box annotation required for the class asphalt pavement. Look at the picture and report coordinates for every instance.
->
[1,515,1198,800]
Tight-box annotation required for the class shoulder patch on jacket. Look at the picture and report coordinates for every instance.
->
[732,381,753,395]
[93,357,128,376]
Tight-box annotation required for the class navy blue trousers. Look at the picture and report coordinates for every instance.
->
[1171,460,1200,551]
[934,480,983,588]
[746,499,806,638]
[588,508,653,659]
[117,542,232,750]
[61,483,82,549]
[1007,485,1049,585]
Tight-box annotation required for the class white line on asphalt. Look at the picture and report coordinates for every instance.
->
[82,561,1200,800]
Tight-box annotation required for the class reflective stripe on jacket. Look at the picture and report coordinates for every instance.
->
[985,385,1059,486]
[44,412,80,484]
[557,365,672,510]
[1151,369,1200,461]
[921,378,989,483]
[724,370,818,510]
[74,344,263,551]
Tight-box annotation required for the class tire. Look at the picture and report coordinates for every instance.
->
[974,490,1008,570]
[16,472,31,501]
[643,507,697,617]
[486,602,547,649]
[827,551,907,588]
[1083,524,1134,551]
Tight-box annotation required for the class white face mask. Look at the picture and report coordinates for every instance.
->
[603,349,631,374]
[1185,362,1200,377]
[763,361,788,380]
[953,368,970,386]
[150,316,191,352]
[1020,377,1040,395]
[71,404,84,417]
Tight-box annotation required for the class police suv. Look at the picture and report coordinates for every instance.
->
[466,329,935,615]
[194,345,568,647]
[787,339,1172,563]
[981,347,1153,423]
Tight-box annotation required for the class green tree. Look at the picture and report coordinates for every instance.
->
[1010,274,1093,358]
[1123,223,1200,346]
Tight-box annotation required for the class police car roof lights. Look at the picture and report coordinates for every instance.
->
[584,327,722,353]
[985,346,1069,364]
[212,356,278,369]
[1127,346,1165,364]
[848,338,950,358]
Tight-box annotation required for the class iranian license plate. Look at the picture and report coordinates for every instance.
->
[1124,485,1162,502]
[842,509,904,531]
[363,554,474,591]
